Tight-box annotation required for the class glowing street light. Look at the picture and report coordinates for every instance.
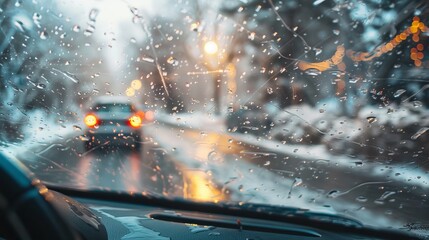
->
[131,79,142,90]
[125,87,135,97]
[204,41,218,55]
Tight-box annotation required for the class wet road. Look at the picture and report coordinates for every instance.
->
[16,122,429,229]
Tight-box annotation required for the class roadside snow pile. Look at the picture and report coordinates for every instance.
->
[270,104,338,144]
[270,103,429,163]
[332,103,429,162]
[1,110,81,157]
[156,112,226,132]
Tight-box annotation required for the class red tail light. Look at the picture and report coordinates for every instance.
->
[84,114,98,127]
[129,115,142,128]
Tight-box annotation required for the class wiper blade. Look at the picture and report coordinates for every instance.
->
[227,202,363,228]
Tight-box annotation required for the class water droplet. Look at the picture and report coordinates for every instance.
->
[263,161,270,166]
[73,125,82,131]
[319,109,325,113]
[292,177,303,188]
[378,191,396,201]
[208,232,220,236]
[266,87,273,94]
[130,37,136,43]
[314,48,322,56]
[79,135,89,141]
[366,116,377,123]
[89,9,99,21]
[33,13,42,23]
[142,57,155,63]
[332,29,340,35]
[313,0,326,6]
[238,185,244,192]
[84,29,94,36]
[411,127,429,140]
[39,30,48,39]
[167,56,179,66]
[304,68,321,76]
[413,101,423,108]
[248,32,255,40]
[355,196,368,202]
[327,190,340,198]
[393,89,406,98]
[190,22,199,32]
[349,77,360,83]
[36,83,46,89]
[189,226,215,233]
[72,25,81,32]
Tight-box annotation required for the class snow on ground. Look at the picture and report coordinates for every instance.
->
[147,118,403,228]
[1,110,81,158]
[155,113,429,190]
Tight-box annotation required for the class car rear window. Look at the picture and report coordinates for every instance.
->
[94,104,133,113]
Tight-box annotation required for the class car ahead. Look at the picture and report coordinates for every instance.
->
[83,97,144,151]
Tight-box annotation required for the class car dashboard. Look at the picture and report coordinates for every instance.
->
[52,187,422,240]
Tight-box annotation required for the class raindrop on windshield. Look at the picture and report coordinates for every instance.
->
[366,116,377,123]
[33,13,42,25]
[142,57,155,63]
[327,190,340,198]
[412,101,423,108]
[266,87,273,94]
[314,48,322,56]
[411,127,429,140]
[73,125,82,131]
[393,89,406,98]
[292,177,303,188]
[79,136,89,141]
[167,57,179,66]
[304,68,321,76]
[36,83,46,89]
[355,196,368,202]
[72,25,81,32]
[89,9,99,21]
[39,30,48,39]
[313,0,326,5]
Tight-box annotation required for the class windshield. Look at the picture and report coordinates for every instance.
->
[1,0,428,235]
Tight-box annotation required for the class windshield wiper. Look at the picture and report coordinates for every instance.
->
[227,202,363,228]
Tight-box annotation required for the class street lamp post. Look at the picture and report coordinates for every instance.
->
[204,40,221,115]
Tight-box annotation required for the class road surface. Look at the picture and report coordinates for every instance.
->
[15,122,429,229]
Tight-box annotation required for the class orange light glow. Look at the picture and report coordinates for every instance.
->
[298,45,345,72]
[296,17,428,74]
[84,114,98,127]
[144,110,155,121]
[129,115,142,128]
